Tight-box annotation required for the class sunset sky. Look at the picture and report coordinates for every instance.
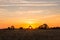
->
[0,0,60,29]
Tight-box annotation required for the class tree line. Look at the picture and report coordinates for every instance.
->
[3,24,60,30]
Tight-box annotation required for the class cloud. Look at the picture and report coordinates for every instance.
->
[0,8,60,19]
[0,0,60,19]
[0,3,59,12]
[0,0,59,12]
[0,0,59,6]
[0,3,58,7]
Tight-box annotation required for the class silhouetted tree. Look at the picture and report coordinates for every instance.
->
[11,25,15,30]
[29,25,33,29]
[38,25,43,29]
[38,24,49,29]
[8,27,11,30]
[52,27,60,29]
[19,27,23,29]
[43,24,48,29]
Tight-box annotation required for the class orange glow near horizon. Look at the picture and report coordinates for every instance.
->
[0,18,60,29]
[19,19,40,29]
[0,17,60,29]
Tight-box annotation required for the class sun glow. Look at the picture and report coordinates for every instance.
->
[24,19,36,24]
[26,21,34,25]
[23,19,37,29]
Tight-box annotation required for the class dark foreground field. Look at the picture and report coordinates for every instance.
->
[0,29,60,40]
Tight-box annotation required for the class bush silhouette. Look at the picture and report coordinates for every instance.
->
[19,27,23,29]
[7,27,11,30]
[38,24,49,29]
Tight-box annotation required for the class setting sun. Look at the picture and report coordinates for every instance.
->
[22,19,36,29]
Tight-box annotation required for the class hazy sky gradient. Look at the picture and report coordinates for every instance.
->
[0,0,60,28]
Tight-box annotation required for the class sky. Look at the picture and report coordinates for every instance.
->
[0,0,60,29]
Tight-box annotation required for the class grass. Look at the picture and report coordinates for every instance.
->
[0,29,60,40]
